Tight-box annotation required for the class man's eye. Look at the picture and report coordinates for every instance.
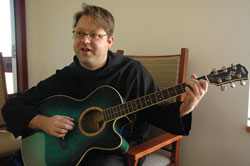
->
[90,34,98,38]
[77,32,85,36]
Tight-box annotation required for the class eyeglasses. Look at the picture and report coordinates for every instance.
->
[72,31,108,41]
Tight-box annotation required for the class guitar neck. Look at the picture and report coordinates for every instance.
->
[103,75,208,122]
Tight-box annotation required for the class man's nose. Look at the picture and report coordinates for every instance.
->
[80,35,91,43]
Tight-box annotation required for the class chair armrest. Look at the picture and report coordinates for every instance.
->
[126,133,183,159]
[0,130,21,158]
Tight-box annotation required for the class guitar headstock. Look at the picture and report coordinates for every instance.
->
[206,64,248,91]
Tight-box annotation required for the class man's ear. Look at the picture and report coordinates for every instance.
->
[107,36,114,49]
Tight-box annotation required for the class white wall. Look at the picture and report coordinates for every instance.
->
[25,0,250,165]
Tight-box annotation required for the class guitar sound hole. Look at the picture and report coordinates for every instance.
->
[80,109,104,134]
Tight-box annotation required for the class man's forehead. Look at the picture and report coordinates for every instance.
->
[75,16,105,33]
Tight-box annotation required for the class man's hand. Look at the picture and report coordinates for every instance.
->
[29,114,74,138]
[179,73,208,117]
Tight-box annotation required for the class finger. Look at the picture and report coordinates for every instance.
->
[190,74,208,96]
[61,116,74,125]
[57,122,74,130]
[185,74,197,93]
[59,116,75,127]
[64,116,74,121]
[191,73,197,79]
[186,79,200,96]
[54,127,69,135]
[193,79,208,97]
[194,80,204,96]
[185,84,193,94]
[200,79,208,92]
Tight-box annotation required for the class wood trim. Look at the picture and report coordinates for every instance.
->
[3,57,13,72]
[126,133,183,159]
[170,140,181,166]
[178,48,189,84]
[7,93,16,98]
[117,49,188,59]
[247,126,250,133]
[117,50,124,55]
[177,48,189,102]
[15,0,28,92]
[0,54,8,101]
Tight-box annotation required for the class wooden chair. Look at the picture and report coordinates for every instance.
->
[117,48,189,166]
[0,52,21,161]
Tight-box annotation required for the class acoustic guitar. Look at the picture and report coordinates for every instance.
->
[21,64,248,166]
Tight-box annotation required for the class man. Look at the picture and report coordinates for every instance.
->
[2,3,208,166]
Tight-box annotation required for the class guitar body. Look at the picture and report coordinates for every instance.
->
[21,86,129,166]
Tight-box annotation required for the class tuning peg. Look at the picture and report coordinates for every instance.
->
[220,85,227,91]
[230,82,236,88]
[231,64,237,70]
[240,80,246,86]
[222,66,228,73]
[212,68,218,75]
[217,78,223,84]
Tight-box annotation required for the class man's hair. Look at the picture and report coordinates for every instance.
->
[73,3,115,37]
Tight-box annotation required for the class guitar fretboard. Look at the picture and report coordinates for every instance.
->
[103,75,207,122]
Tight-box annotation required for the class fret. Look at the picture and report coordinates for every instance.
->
[108,108,113,120]
[120,104,125,115]
[145,95,152,105]
[114,106,120,117]
[175,84,184,95]
[156,91,163,101]
[181,83,186,92]
[114,107,119,119]
[113,107,121,117]
[113,107,118,119]
[150,93,157,103]
[131,100,137,111]
[109,107,113,120]
[140,97,147,107]
[162,89,170,99]
[124,103,129,114]
[103,110,107,121]
[110,107,118,117]
[168,87,176,97]
[135,98,142,109]
[106,109,111,121]
[127,102,133,113]
[115,106,120,118]
[110,107,114,119]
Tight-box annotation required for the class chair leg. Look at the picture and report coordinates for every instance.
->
[126,155,138,166]
[170,140,181,166]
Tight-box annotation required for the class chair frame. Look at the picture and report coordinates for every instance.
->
[117,48,189,166]
[0,53,8,106]
[0,53,8,129]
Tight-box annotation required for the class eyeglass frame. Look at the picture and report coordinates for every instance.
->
[72,30,108,41]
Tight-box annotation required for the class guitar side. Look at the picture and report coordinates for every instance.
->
[21,86,129,166]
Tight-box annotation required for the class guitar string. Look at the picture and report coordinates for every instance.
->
[68,84,188,132]
[72,83,187,128]
[103,84,186,121]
